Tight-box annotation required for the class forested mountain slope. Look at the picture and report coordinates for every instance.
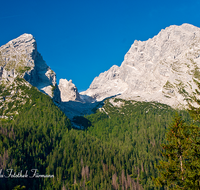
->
[0,26,199,189]
[0,91,191,189]
[0,82,71,189]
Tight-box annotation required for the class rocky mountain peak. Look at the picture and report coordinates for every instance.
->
[2,24,200,120]
[81,23,200,108]
[9,33,35,45]
[0,33,58,98]
[0,33,88,119]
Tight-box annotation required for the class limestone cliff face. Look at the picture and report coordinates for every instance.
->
[81,24,200,108]
[2,24,200,119]
[0,34,86,118]
[0,34,87,119]
[58,79,81,102]
[0,33,57,98]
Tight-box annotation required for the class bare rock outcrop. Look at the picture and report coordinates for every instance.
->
[0,33,57,98]
[81,23,200,108]
[58,79,81,102]
[0,34,90,119]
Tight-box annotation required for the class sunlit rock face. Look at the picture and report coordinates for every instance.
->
[58,79,81,102]
[0,34,89,119]
[0,33,57,98]
[81,24,200,108]
[2,24,200,119]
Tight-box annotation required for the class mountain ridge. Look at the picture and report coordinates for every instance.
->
[81,23,200,109]
[0,33,98,120]
[1,23,200,120]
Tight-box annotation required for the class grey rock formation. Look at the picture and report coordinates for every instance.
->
[81,23,200,108]
[58,79,81,102]
[0,33,57,98]
[0,33,97,120]
[2,24,200,120]
[57,79,99,120]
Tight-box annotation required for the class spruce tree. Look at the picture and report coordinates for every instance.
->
[154,114,200,189]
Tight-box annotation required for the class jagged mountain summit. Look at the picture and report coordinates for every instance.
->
[0,34,61,117]
[81,23,200,108]
[0,34,85,118]
[0,34,56,96]
[1,23,200,120]
[0,33,99,120]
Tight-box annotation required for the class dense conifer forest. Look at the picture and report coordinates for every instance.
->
[0,85,193,189]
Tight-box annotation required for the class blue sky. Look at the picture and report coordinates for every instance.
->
[1,0,200,91]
